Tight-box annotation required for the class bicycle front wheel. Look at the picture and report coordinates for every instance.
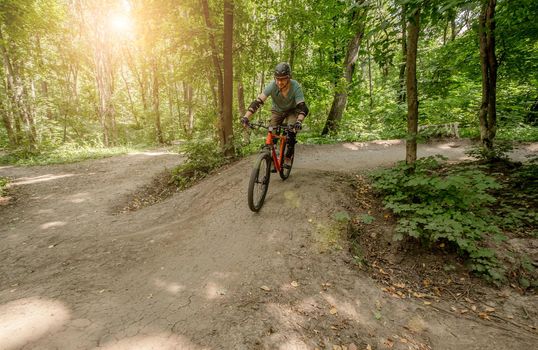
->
[248,152,272,212]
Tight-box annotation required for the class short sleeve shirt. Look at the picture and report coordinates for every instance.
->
[263,79,305,113]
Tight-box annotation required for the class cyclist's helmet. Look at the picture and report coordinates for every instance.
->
[274,62,291,78]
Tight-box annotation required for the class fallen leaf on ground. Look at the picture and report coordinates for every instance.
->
[260,285,271,292]
[478,312,491,320]
[484,306,495,313]
[423,301,432,305]
[422,279,431,287]
[330,307,338,315]
[291,281,299,287]
[384,338,394,348]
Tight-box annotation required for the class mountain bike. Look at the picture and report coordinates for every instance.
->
[247,123,297,212]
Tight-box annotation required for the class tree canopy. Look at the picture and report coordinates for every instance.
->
[1,0,536,155]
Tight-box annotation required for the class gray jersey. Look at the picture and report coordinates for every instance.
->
[263,79,305,113]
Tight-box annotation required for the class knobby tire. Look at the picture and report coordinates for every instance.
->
[248,152,272,212]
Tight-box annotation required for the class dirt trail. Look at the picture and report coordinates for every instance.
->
[0,140,537,350]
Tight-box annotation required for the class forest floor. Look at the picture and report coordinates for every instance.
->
[0,139,537,350]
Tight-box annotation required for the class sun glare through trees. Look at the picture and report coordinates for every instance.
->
[0,0,536,155]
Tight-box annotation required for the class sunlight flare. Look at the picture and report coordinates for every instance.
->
[11,174,76,186]
[109,13,133,35]
[0,298,70,350]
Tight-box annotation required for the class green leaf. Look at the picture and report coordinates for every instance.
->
[359,214,375,224]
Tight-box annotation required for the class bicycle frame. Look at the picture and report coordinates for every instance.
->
[264,126,288,173]
[246,122,296,211]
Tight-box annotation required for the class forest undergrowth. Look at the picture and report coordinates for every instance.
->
[348,154,537,297]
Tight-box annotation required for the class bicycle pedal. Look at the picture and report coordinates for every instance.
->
[271,168,277,173]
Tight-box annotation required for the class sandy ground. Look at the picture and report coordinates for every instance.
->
[0,139,537,350]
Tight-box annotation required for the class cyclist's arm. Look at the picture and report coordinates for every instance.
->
[296,101,309,122]
[243,93,268,120]
[294,84,308,122]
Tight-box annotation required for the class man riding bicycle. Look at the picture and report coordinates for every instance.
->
[241,62,309,165]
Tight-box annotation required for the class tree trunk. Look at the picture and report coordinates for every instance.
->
[201,0,224,135]
[406,6,421,166]
[398,4,407,104]
[478,0,497,153]
[0,98,16,146]
[288,37,296,71]
[322,4,367,136]
[367,38,373,107]
[94,49,113,146]
[222,0,234,156]
[124,47,149,121]
[525,97,538,125]
[0,27,36,148]
[120,66,139,128]
[152,59,164,144]
[237,80,246,116]
[451,15,457,41]
[183,82,194,132]
[35,34,53,120]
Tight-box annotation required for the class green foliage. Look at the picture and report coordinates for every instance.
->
[0,144,134,166]
[333,211,351,223]
[465,140,514,162]
[359,213,375,224]
[495,159,538,236]
[496,124,538,142]
[0,177,8,197]
[370,156,507,280]
[171,139,228,190]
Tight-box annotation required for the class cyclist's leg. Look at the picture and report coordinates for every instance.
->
[269,110,285,127]
[269,111,284,172]
[284,112,298,159]
[270,111,285,145]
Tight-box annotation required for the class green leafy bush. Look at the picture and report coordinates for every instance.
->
[171,139,227,190]
[370,156,506,280]
[465,140,514,162]
[495,158,538,236]
[0,177,8,197]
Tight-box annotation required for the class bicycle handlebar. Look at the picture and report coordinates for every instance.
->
[248,122,296,132]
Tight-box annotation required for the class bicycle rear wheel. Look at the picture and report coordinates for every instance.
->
[248,152,272,212]
[279,141,294,180]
